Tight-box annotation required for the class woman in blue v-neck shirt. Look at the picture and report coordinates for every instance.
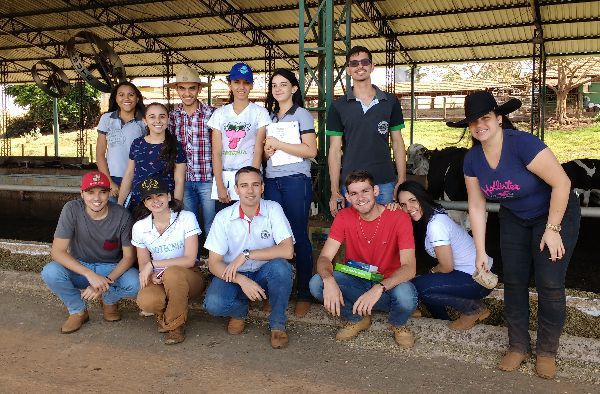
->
[448,91,580,380]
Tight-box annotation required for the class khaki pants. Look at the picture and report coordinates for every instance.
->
[137,266,205,331]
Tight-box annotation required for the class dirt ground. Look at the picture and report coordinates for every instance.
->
[1,289,597,393]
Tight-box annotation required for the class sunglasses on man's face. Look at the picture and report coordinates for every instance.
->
[347,58,372,67]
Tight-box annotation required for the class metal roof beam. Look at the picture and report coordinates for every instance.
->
[353,0,413,63]
[196,0,298,69]
[60,0,209,75]
[6,30,600,64]
[0,17,66,57]
[1,0,161,18]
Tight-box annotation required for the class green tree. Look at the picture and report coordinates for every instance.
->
[5,83,101,134]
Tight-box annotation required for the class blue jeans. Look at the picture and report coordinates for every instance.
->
[41,261,140,314]
[203,258,293,330]
[309,272,417,326]
[265,174,313,300]
[412,270,491,320]
[499,191,580,356]
[341,181,395,206]
[183,180,216,236]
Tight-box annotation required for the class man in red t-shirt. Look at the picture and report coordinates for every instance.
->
[309,171,418,347]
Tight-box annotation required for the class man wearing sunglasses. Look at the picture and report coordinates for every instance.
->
[326,45,407,217]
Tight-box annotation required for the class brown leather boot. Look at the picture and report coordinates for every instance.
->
[497,351,530,371]
[535,355,556,379]
[227,318,246,335]
[335,316,371,341]
[448,307,490,331]
[294,301,311,317]
[61,310,89,334]
[102,302,121,322]
[164,326,186,345]
[270,330,289,349]
[392,325,415,348]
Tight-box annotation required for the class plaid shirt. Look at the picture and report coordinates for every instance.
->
[169,101,216,182]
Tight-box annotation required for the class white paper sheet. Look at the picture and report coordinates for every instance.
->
[266,121,303,167]
[211,170,240,200]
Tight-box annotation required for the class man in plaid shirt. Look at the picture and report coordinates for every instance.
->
[166,66,216,256]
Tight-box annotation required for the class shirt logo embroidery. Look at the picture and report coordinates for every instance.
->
[481,180,521,199]
[260,230,270,239]
[225,122,248,149]
[377,121,389,135]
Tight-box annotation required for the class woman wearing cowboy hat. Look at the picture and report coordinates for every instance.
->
[448,91,580,379]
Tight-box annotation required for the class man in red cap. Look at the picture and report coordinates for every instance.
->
[41,171,139,334]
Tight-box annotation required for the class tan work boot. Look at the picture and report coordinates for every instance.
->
[335,316,371,341]
[392,325,415,348]
[294,301,311,317]
[102,302,121,322]
[448,307,490,331]
[270,330,289,349]
[164,326,186,345]
[497,351,530,371]
[535,355,556,379]
[411,309,422,318]
[61,310,89,334]
[227,318,246,335]
[156,315,168,333]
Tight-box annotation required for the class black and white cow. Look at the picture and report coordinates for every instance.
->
[561,159,600,206]
[407,144,471,230]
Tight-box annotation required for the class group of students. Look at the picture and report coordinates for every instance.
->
[40,45,579,380]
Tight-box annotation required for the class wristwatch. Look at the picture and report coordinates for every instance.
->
[243,249,251,260]
[545,223,561,233]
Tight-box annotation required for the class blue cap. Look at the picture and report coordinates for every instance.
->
[228,63,254,84]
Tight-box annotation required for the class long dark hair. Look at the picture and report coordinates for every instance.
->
[107,81,145,116]
[396,180,446,240]
[143,102,178,174]
[133,196,183,222]
[460,112,517,146]
[265,69,304,115]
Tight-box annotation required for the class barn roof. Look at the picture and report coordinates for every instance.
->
[1,0,599,84]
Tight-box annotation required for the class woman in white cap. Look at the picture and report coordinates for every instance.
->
[448,91,580,379]
[207,62,271,213]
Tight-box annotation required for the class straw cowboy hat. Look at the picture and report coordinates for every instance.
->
[164,66,209,88]
[446,90,521,128]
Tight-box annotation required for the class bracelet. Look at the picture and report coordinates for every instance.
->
[545,223,561,233]
[377,282,387,292]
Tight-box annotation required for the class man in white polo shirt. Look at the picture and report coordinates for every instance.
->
[203,166,294,349]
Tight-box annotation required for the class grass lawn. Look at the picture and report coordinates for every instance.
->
[4,120,600,164]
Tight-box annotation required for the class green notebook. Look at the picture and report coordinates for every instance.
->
[334,263,384,281]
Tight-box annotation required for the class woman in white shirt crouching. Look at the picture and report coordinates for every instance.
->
[397,180,493,331]
[132,176,205,344]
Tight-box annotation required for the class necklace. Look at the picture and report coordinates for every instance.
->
[358,207,382,244]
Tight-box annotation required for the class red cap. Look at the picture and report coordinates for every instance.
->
[81,171,111,191]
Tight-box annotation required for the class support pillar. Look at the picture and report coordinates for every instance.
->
[53,96,59,157]
[386,35,397,94]
[0,62,10,156]
[163,51,173,109]
[410,63,416,145]
[299,0,350,216]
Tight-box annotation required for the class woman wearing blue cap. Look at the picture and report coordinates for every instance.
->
[208,62,271,212]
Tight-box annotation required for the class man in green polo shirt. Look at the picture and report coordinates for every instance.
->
[326,45,407,217]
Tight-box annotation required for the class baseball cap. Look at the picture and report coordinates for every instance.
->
[228,62,254,84]
[81,171,111,191]
[139,177,170,201]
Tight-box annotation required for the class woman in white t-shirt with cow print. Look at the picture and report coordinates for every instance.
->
[132,176,205,345]
[396,180,494,331]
